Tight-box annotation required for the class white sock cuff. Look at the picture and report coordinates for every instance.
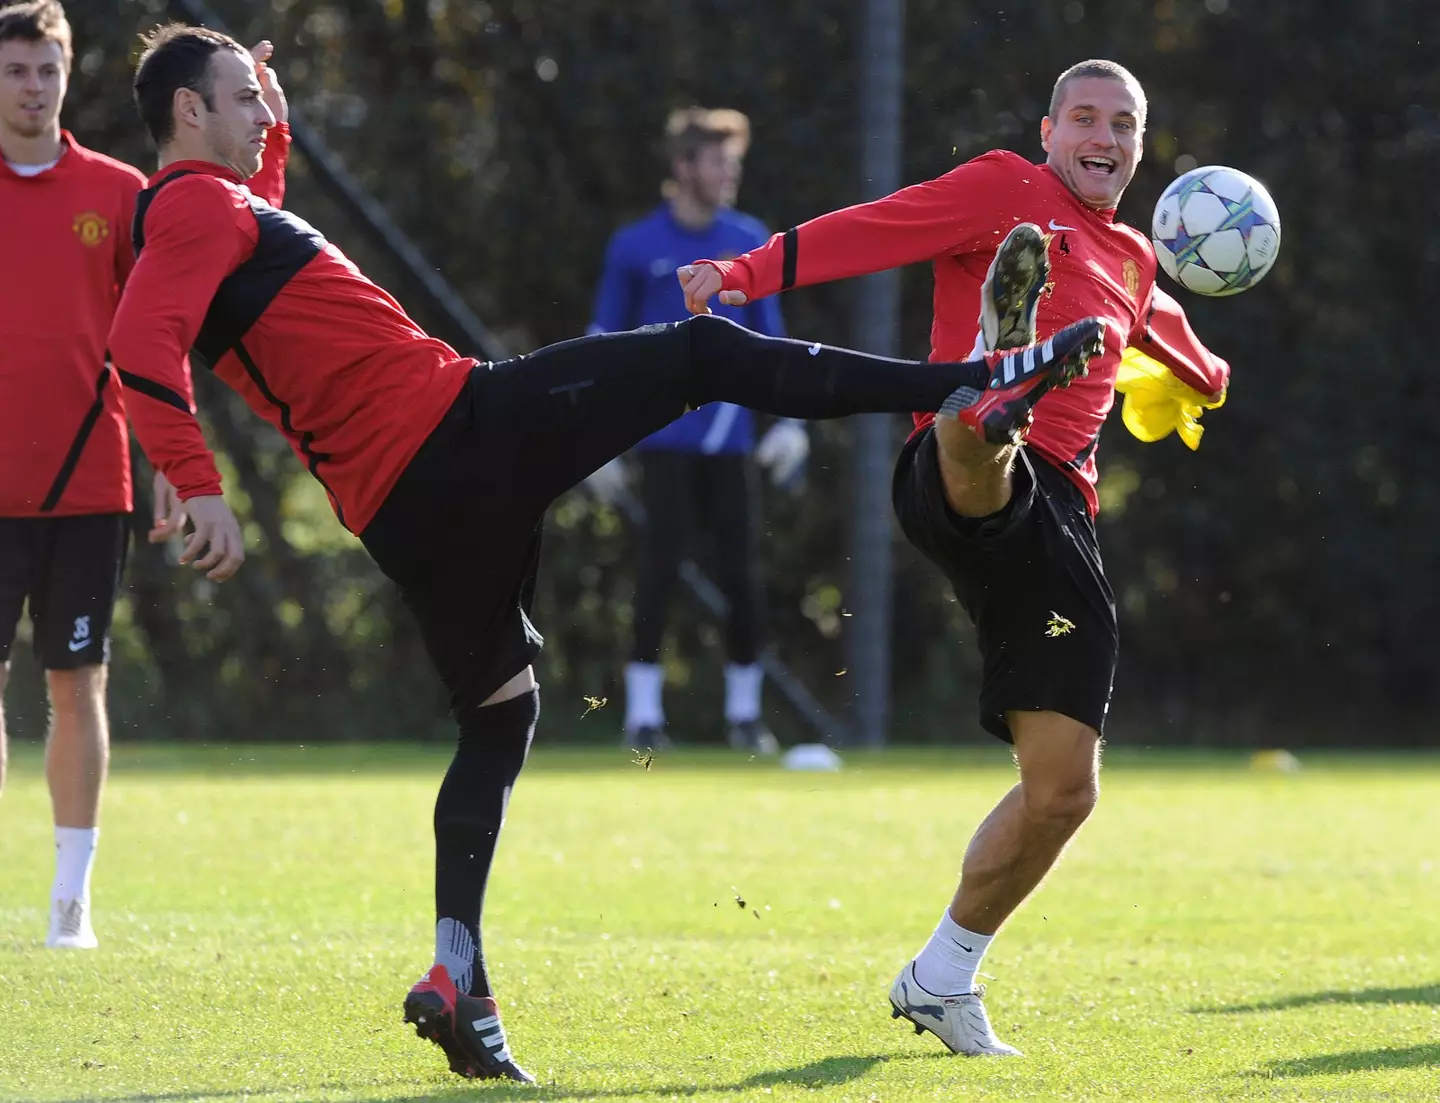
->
[52,826,100,904]
[55,825,99,847]
[936,909,992,951]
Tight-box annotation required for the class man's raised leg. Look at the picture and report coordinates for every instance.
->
[481,314,1102,509]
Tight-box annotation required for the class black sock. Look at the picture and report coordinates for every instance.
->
[432,687,539,998]
[683,314,990,418]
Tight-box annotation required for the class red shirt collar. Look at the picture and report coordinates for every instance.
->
[0,129,74,180]
[145,158,245,187]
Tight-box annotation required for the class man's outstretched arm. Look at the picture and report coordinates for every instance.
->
[681,152,1021,313]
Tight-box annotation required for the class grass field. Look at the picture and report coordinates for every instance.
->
[1,742,1438,1102]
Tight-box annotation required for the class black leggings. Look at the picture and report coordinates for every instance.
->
[362,314,992,718]
[483,314,991,522]
[631,451,763,665]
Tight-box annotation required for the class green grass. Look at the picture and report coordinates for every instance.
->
[2,743,1439,1102]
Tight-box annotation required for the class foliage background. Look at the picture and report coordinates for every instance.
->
[6,0,1436,747]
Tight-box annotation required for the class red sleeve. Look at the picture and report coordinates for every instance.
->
[1131,284,1230,401]
[110,176,258,500]
[247,121,290,208]
[698,151,1025,300]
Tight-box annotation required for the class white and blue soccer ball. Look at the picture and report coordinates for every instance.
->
[1151,166,1281,296]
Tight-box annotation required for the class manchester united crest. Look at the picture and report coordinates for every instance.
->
[72,211,109,248]
[1122,258,1140,299]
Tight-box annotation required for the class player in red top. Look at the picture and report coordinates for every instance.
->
[109,23,1106,1081]
[0,0,182,951]
[681,60,1229,1056]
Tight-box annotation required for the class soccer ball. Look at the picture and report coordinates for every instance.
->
[1151,166,1281,296]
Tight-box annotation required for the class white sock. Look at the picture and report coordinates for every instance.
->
[52,826,99,905]
[723,663,763,724]
[911,910,993,996]
[624,662,665,730]
[435,917,476,995]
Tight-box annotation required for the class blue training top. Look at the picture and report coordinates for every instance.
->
[589,203,785,453]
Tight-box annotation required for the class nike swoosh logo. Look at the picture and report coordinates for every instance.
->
[68,638,91,652]
[808,342,822,356]
[953,941,975,953]
[1048,219,1077,232]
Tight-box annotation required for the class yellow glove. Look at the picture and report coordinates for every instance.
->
[1115,345,1226,450]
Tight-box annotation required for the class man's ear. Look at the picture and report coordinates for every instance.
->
[1040,115,1053,154]
[172,86,203,132]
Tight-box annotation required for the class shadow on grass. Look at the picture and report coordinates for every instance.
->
[417,1054,895,1101]
[1247,1043,1440,1078]
[42,1055,903,1103]
[1193,982,1440,1014]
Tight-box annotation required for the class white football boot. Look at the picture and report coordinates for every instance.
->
[47,897,98,950]
[888,961,1021,1057]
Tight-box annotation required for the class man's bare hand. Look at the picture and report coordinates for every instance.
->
[177,495,246,581]
[148,471,187,544]
[677,263,747,315]
[250,40,289,125]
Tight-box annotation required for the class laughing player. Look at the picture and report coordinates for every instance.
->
[681,59,1230,1056]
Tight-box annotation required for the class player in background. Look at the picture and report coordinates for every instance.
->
[681,59,1229,1057]
[109,24,1103,1082]
[587,107,807,755]
[0,0,182,950]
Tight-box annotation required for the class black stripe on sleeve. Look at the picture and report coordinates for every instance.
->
[120,369,192,415]
[780,227,799,291]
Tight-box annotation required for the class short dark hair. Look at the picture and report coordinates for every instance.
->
[664,106,751,164]
[133,22,246,146]
[1048,59,1147,128]
[0,0,72,67]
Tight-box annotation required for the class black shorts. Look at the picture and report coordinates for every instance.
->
[892,428,1117,742]
[360,326,702,723]
[0,513,130,670]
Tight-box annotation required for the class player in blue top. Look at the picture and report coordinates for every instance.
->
[586,107,808,754]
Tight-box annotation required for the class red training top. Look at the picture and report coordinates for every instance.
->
[0,132,146,516]
[108,125,470,534]
[698,150,1230,516]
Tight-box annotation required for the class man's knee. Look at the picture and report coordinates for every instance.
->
[1011,711,1101,831]
[1021,772,1098,833]
[680,313,742,338]
[438,685,540,829]
[681,313,747,363]
[46,665,109,717]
